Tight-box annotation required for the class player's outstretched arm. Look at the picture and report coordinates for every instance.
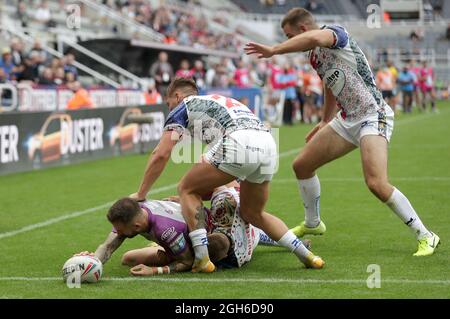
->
[131,131,178,201]
[94,232,126,264]
[245,29,335,58]
[129,248,194,276]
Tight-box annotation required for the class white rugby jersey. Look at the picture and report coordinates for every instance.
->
[164,94,268,144]
[210,186,260,267]
[309,25,388,121]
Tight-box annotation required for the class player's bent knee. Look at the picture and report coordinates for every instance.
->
[292,157,314,179]
[365,178,391,201]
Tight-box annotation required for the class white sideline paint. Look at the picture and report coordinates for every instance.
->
[0,111,446,241]
[0,276,450,285]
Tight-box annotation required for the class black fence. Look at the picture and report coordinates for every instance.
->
[0,104,168,175]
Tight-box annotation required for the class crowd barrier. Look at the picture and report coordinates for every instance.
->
[0,104,167,175]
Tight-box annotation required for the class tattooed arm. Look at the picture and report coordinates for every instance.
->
[129,246,194,276]
[94,232,126,264]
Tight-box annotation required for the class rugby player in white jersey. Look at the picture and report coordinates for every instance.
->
[245,8,439,256]
[129,77,324,272]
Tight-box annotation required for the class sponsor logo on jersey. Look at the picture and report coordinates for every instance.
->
[324,68,346,96]
[161,226,176,242]
[169,234,187,255]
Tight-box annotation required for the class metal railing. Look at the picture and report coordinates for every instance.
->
[57,36,144,88]
[1,20,121,88]
[79,0,164,42]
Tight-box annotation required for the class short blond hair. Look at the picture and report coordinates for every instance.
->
[281,8,315,28]
[166,77,199,97]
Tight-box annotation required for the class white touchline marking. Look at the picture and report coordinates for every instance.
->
[0,111,446,240]
[1,277,450,285]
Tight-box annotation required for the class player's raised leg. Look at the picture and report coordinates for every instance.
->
[360,135,439,256]
[292,124,357,237]
[178,160,236,272]
[239,180,323,269]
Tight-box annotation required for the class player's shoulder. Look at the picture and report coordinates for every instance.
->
[321,24,350,49]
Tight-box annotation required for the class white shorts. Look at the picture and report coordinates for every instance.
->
[204,129,277,184]
[329,107,394,146]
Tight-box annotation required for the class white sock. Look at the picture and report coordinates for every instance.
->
[189,229,209,260]
[258,229,279,246]
[277,230,310,260]
[386,188,431,239]
[298,175,321,227]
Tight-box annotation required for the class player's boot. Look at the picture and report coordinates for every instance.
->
[413,232,440,257]
[291,221,326,238]
[191,256,216,273]
[302,239,312,250]
[300,252,325,269]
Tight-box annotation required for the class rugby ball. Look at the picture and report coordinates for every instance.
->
[62,255,103,284]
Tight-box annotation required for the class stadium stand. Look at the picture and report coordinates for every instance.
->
[0,0,449,114]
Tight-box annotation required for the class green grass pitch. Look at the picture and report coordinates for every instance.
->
[0,102,449,299]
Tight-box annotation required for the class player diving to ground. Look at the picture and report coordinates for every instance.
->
[76,186,311,275]
[245,7,439,256]
[129,77,324,271]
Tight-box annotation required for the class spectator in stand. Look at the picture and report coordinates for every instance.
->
[163,30,178,44]
[16,0,29,28]
[17,53,40,83]
[38,68,56,86]
[63,53,78,79]
[0,68,13,107]
[49,58,62,74]
[191,60,206,89]
[233,60,251,88]
[209,62,230,88]
[305,0,324,14]
[149,51,174,96]
[66,81,94,110]
[34,1,52,26]
[397,65,416,113]
[175,59,193,78]
[53,67,66,85]
[29,40,49,65]
[65,71,76,87]
[10,38,24,68]
[0,48,16,80]
[143,79,163,105]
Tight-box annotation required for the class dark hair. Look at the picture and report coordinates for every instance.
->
[281,8,314,28]
[107,198,141,225]
[166,77,199,97]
